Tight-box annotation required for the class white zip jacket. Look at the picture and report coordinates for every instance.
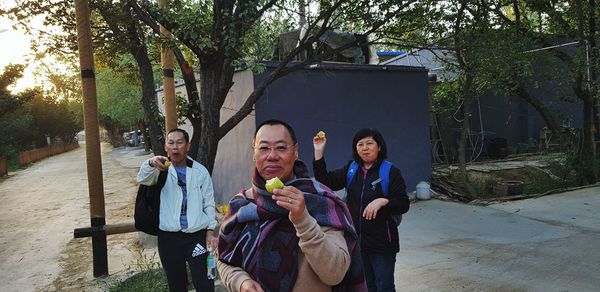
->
[136,157,218,233]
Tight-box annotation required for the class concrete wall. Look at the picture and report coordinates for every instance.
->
[211,71,256,204]
[253,62,431,192]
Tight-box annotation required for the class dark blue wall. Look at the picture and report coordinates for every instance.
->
[471,94,528,148]
[472,82,582,150]
[394,48,585,155]
[253,63,431,191]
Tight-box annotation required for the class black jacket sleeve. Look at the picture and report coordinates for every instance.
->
[312,157,348,191]
[385,167,410,215]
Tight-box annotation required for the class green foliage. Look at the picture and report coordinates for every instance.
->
[175,93,189,126]
[160,0,215,50]
[520,152,590,194]
[0,64,81,160]
[431,80,462,115]
[235,14,294,70]
[522,170,575,195]
[1,64,36,157]
[26,92,81,146]
[554,149,600,185]
[98,53,145,86]
[469,177,496,198]
[524,151,598,194]
[0,109,34,157]
[96,67,145,132]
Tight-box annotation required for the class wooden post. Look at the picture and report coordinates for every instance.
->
[159,0,177,134]
[74,0,108,277]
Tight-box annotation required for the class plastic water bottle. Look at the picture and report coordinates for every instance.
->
[207,249,216,280]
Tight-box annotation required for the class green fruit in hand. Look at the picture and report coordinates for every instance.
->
[317,130,326,138]
[164,160,171,168]
[265,177,284,192]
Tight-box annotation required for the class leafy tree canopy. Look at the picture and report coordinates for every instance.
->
[96,66,145,131]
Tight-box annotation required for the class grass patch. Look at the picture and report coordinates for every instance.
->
[106,247,222,292]
[108,268,169,292]
[470,178,496,198]
[107,249,171,292]
[108,266,226,292]
[522,171,577,194]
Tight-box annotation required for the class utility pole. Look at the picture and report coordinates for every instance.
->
[73,0,107,277]
[159,0,177,134]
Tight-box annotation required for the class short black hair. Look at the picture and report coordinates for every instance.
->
[351,128,388,164]
[167,128,190,143]
[255,119,297,144]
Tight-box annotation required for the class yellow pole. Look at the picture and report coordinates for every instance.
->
[159,0,177,134]
[74,0,107,277]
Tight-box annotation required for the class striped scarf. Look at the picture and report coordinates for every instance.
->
[218,160,367,292]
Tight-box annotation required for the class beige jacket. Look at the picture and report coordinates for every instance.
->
[217,209,350,292]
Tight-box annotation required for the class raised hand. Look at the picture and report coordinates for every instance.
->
[313,134,327,160]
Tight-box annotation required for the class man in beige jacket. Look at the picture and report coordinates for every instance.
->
[217,119,367,292]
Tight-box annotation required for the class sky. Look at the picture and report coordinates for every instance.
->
[0,1,62,93]
[0,16,36,91]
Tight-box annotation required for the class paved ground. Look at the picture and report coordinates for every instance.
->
[396,186,600,291]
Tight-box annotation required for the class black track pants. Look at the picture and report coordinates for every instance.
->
[158,229,215,292]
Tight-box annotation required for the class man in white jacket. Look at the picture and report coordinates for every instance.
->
[137,128,218,292]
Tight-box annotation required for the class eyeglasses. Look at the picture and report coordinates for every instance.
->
[254,144,295,156]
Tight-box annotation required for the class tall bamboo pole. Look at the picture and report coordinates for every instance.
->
[159,0,177,134]
[74,0,108,277]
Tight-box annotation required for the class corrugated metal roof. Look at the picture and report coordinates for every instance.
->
[262,60,427,73]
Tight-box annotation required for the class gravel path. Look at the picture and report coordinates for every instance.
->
[0,143,153,292]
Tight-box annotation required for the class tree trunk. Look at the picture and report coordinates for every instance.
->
[189,118,202,160]
[590,0,600,141]
[453,0,476,199]
[130,40,166,155]
[142,121,151,152]
[573,0,598,183]
[195,59,235,173]
[572,71,598,183]
[107,125,123,147]
[581,95,597,183]
[172,49,202,156]
[516,85,560,135]
[457,74,477,198]
[97,6,164,155]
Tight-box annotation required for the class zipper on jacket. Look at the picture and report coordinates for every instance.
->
[386,220,392,242]
[358,170,368,238]
[359,184,365,236]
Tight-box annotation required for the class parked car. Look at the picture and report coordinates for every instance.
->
[123,131,141,147]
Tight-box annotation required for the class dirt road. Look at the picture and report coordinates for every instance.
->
[0,143,153,292]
